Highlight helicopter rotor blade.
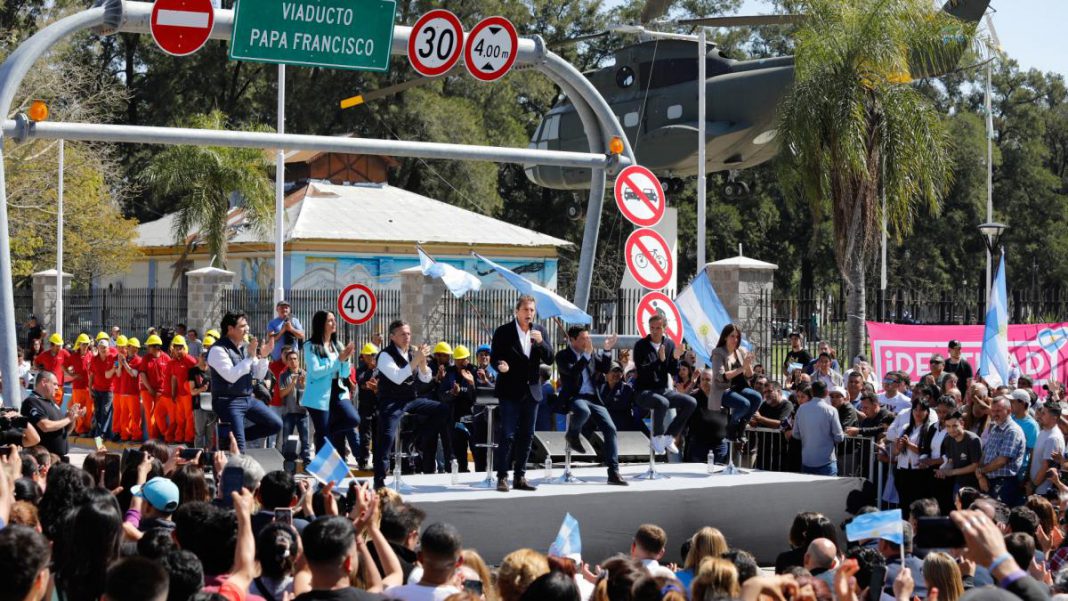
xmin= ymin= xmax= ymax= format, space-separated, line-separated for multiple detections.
xmin=639 ymin=0 xmax=676 ymax=24
xmin=675 ymin=14 xmax=805 ymax=27
xmin=340 ymin=68 xmax=462 ymax=109
xmin=551 ymin=30 xmax=611 ymax=48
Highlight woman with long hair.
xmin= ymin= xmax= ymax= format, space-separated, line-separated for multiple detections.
xmin=53 ymin=488 xmax=123 ymax=601
xmin=691 ymin=557 xmax=739 ymax=601
xmin=709 ymin=324 xmax=761 ymax=441
xmin=675 ymin=527 xmax=728 ymax=589
xmin=894 ymin=398 xmax=936 ymax=519
xmin=922 ymin=552 xmax=964 ymax=601
xmin=301 ymin=310 xmax=359 ymax=453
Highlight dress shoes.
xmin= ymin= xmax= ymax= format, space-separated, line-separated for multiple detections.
xmin=513 ymin=477 xmax=538 ymax=491
xmin=565 ymin=432 xmax=587 ymax=453
xmin=496 ymin=478 xmax=510 ymax=493
xmin=607 ymin=471 xmax=629 ymax=486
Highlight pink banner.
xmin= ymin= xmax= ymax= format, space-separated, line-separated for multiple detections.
xmin=866 ymin=321 xmax=1068 ymax=392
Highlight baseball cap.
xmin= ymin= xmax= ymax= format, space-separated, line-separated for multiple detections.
xmin=276 ymin=299 xmax=291 ymax=307
xmin=1010 ymin=389 xmax=1031 ymax=404
xmin=610 ymin=361 xmax=624 ymax=372
xmin=132 ymin=477 xmax=180 ymax=513
xmin=948 ymin=340 xmax=961 ymax=349
xmin=829 ymin=386 xmax=847 ymax=397
xmin=476 ymin=344 xmax=491 ymax=354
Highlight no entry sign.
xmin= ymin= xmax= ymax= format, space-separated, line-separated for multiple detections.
xmin=614 ymin=165 xmax=665 ymax=227
xmin=151 ymin=0 xmax=215 ymax=57
xmin=408 ymin=9 xmax=464 ymax=77
xmin=338 ymin=284 xmax=377 ymax=325
xmin=464 ymin=16 xmax=518 ymax=82
xmin=635 ymin=291 xmax=683 ymax=346
xmin=625 ymin=228 xmax=674 ymax=290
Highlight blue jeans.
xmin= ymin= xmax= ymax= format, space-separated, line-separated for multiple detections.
xmin=803 ymin=462 xmax=838 ymax=476
xmin=374 ymin=396 xmax=452 ymax=487
xmin=91 ymin=390 xmax=114 ymax=439
xmin=722 ymin=388 xmax=762 ymax=432
xmin=213 ymin=395 xmax=283 ymax=452
xmin=281 ymin=412 xmax=312 ymax=463
xmin=569 ymin=398 xmax=619 ymax=471
xmin=307 ymin=395 xmax=360 ymax=456
xmin=636 ymin=389 xmax=697 ymax=437
xmin=496 ymin=395 xmax=539 ymax=480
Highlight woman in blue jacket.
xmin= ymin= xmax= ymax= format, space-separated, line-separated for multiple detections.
xmin=302 ymin=310 xmax=359 ymax=455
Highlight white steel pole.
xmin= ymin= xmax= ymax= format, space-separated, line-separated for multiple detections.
xmin=56 ymin=139 xmax=64 ymax=334
xmin=274 ymin=64 xmax=285 ymax=306
xmin=985 ymin=62 xmax=994 ymax=305
xmin=696 ymin=28 xmax=707 ymax=269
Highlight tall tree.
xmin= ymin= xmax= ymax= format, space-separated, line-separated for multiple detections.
xmin=777 ymin=0 xmax=955 ymax=359
xmin=140 ymin=111 xmax=273 ymax=269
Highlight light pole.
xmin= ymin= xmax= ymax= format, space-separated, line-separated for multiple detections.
xmin=978 ymin=221 xmax=1008 ymax=304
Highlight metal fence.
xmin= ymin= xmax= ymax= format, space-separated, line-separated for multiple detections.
xmin=744 ymin=427 xmax=882 ymax=500
xmin=60 ymin=288 xmax=186 ymax=338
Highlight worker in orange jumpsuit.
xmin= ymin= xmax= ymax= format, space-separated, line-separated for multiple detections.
xmin=167 ymin=335 xmax=198 ymax=445
xmin=67 ymin=333 xmax=93 ymax=434
xmin=140 ymin=335 xmax=171 ymax=441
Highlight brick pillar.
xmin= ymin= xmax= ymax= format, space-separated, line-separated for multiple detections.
xmin=400 ymin=267 xmax=447 ymax=345
xmin=705 ymin=254 xmax=777 ymax=336
xmin=185 ymin=267 xmax=236 ymax=335
xmin=32 ymin=269 xmax=73 ymax=335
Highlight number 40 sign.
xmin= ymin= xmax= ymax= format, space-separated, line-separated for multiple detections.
xmin=337 ymin=284 xmax=377 ymax=325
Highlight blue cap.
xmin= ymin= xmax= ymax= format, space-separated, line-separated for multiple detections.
xmin=476 ymin=344 xmax=491 ymax=354
xmin=132 ymin=477 xmax=180 ymax=513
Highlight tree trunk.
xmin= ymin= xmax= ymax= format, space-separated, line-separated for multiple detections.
xmin=846 ymin=259 xmax=866 ymax=363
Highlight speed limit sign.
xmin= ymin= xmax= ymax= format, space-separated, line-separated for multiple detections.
xmin=337 ymin=284 xmax=377 ymax=325
xmin=408 ymin=9 xmax=464 ymax=77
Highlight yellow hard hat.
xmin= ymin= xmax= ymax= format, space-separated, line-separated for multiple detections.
xmin=127 ymin=337 xmax=141 ymax=349
xmin=116 ymin=335 xmax=128 ymax=347
xmin=75 ymin=333 xmax=91 ymax=346
xmin=171 ymin=335 xmax=187 ymax=348
xmin=453 ymin=344 xmax=471 ymax=360
xmin=206 ymin=329 xmax=221 ymax=340
xmin=95 ymin=331 xmax=109 ymax=341
xmin=48 ymin=333 xmax=63 ymax=345
xmin=145 ymin=334 xmax=163 ymax=347
xmin=433 ymin=341 xmax=453 ymax=355
xmin=203 ymin=335 xmax=216 ymax=348
xmin=360 ymin=343 xmax=380 ymax=355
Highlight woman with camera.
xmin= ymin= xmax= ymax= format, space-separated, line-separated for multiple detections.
xmin=301 ymin=310 xmax=360 ymax=454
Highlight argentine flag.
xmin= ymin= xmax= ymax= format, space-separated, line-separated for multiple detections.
xmin=845 ymin=509 xmax=903 ymax=544
xmin=676 ymin=270 xmax=749 ymax=367
xmin=548 ymin=513 xmax=583 ymax=561
xmin=473 ymin=252 xmax=592 ymax=324
xmin=306 ymin=439 xmax=351 ymax=486
xmin=418 ymin=247 xmax=482 ymax=298
xmin=979 ymin=253 xmax=1010 ymax=387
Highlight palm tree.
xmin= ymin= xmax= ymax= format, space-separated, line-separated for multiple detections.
xmin=141 ymin=111 xmax=273 ymax=269
xmin=777 ymin=0 xmax=960 ymax=361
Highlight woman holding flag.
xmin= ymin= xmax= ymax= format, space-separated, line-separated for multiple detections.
xmin=302 ymin=310 xmax=360 ymax=454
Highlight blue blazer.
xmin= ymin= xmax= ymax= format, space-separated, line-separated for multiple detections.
xmin=301 ymin=344 xmax=351 ymax=411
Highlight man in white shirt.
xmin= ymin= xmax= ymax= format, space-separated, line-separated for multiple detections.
xmin=386 ymin=523 xmax=463 ymax=601
xmin=1030 ymin=400 xmax=1066 ymax=496
xmin=206 ymin=311 xmax=281 ymax=451
xmin=879 ymin=372 xmax=912 ymax=414
xmin=629 ymin=524 xmax=675 ymax=579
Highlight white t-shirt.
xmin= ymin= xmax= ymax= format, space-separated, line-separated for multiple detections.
xmin=879 ymin=393 xmax=911 ymax=414
xmin=1032 ymin=427 xmax=1066 ymax=494
xmin=386 ymin=583 xmax=463 ymax=601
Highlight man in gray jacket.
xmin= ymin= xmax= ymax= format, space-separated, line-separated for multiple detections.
xmin=792 ymin=381 xmax=845 ymax=476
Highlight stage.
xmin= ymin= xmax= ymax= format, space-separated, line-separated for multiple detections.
xmin=391 ymin=463 xmax=865 ymax=565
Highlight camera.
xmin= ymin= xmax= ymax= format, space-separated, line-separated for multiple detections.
xmin=0 ymin=413 xmax=29 ymax=430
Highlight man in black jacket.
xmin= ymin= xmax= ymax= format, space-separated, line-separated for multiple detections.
xmin=556 ymin=326 xmax=627 ymax=485
xmin=490 ymin=295 xmax=553 ymax=492
xmin=633 ymin=315 xmax=696 ymax=454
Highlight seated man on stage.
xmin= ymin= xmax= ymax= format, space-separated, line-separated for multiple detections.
xmin=555 ymin=326 xmax=627 ymax=485
xmin=633 ymin=315 xmax=696 ymax=454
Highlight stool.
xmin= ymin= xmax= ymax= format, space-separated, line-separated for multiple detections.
xmin=634 ymin=408 xmax=668 ymax=480
xmin=388 ymin=413 xmax=416 ymax=494
xmin=472 ymin=404 xmax=498 ymax=489
xmin=554 ymin=411 xmax=584 ymax=484
xmin=718 ymin=406 xmax=746 ymax=476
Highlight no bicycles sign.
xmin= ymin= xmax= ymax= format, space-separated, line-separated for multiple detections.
xmin=624 ymin=228 xmax=673 ymax=290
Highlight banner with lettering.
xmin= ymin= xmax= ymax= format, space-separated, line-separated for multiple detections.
xmin=866 ymin=321 xmax=1068 ymax=391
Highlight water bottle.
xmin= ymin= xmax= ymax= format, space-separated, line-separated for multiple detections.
xmin=544 ymin=455 xmax=553 ymax=480
xmin=450 ymin=459 xmax=459 ymax=485
xmin=707 ymin=450 xmax=716 ymax=474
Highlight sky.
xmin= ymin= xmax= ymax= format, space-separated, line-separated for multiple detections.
xmin=607 ymin=0 xmax=1068 ymax=78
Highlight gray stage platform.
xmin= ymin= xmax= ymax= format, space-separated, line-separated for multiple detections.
xmin=389 ymin=464 xmax=865 ymax=565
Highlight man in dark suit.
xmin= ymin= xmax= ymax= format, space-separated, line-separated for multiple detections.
xmin=633 ymin=314 xmax=697 ymax=454
xmin=556 ymin=326 xmax=627 ymax=485
xmin=491 ymin=295 xmax=553 ymax=492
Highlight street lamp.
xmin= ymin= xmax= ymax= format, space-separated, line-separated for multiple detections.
xmin=978 ymin=221 xmax=1009 ymax=257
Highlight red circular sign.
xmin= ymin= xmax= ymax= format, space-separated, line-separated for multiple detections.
xmin=337 ymin=284 xmax=377 ymax=326
xmin=625 ymin=228 xmax=674 ymax=291
xmin=151 ymin=0 xmax=215 ymax=57
xmin=614 ymin=165 xmax=666 ymax=227
xmin=463 ymin=16 xmax=518 ymax=82
xmin=635 ymin=291 xmax=683 ymax=346
xmin=408 ymin=10 xmax=465 ymax=77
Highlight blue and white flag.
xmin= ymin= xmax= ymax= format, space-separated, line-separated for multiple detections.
xmin=676 ymin=270 xmax=750 ymax=366
xmin=306 ymin=439 xmax=350 ymax=485
xmin=980 ymin=253 xmax=1010 ymax=388
xmin=548 ymin=513 xmax=582 ymax=560
xmin=418 ymin=247 xmax=482 ymax=298
xmin=845 ymin=509 xmax=903 ymax=544
xmin=473 ymin=252 xmax=591 ymax=324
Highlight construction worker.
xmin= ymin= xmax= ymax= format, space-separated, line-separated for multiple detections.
xmin=168 ymin=335 xmax=198 ymax=444
xmin=117 ymin=337 xmax=143 ymax=441
xmin=192 ymin=335 xmax=215 ymax=449
xmin=88 ymin=332 xmax=120 ymax=440
xmin=140 ymin=334 xmax=170 ymax=441
xmin=34 ymin=333 xmax=70 ymax=403
xmin=67 ymin=333 xmax=93 ymax=434
xmin=353 ymin=342 xmax=379 ymax=470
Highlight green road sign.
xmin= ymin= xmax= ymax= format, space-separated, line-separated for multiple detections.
xmin=230 ymin=0 xmax=397 ymax=71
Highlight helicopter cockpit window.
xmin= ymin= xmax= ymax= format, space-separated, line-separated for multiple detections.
xmin=615 ymin=66 xmax=635 ymax=88
xmin=638 ymin=58 xmax=729 ymax=89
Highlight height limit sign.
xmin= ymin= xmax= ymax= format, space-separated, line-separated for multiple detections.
xmin=464 ymin=16 xmax=518 ymax=82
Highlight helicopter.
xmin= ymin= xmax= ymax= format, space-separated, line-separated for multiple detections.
xmin=524 ymin=0 xmax=992 ymax=194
